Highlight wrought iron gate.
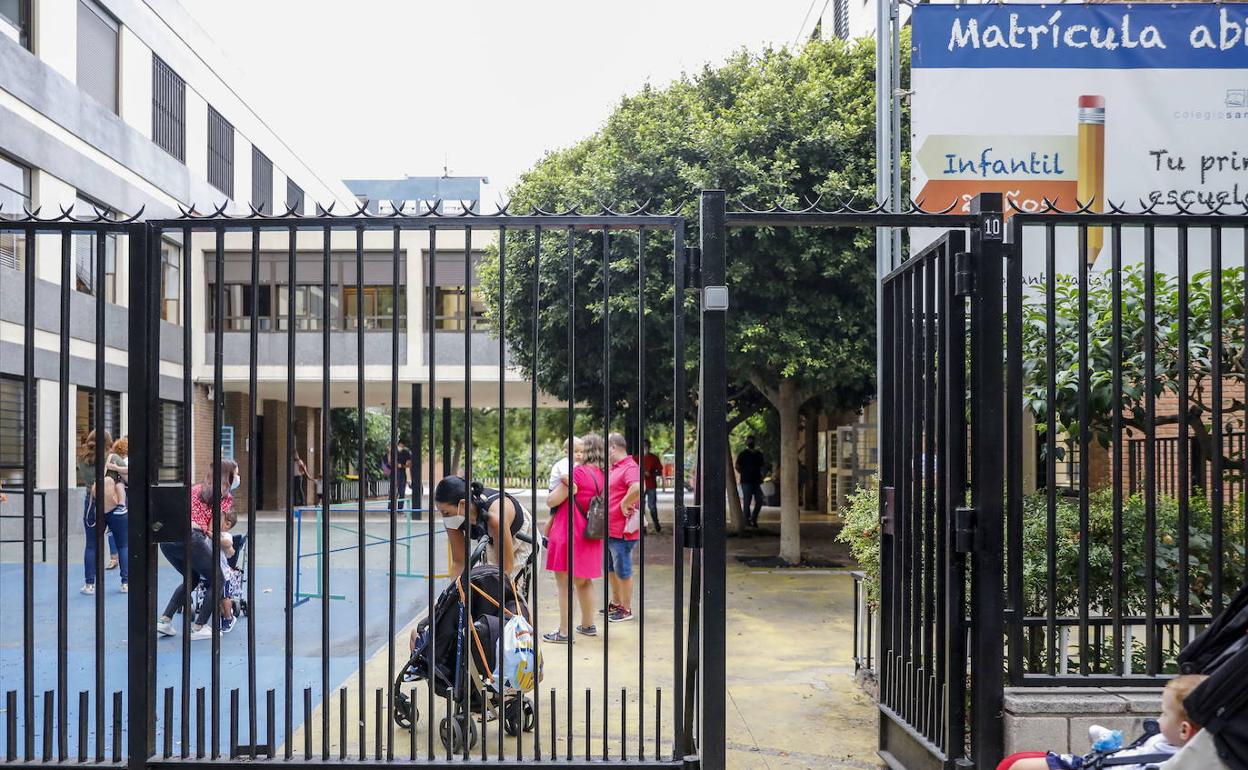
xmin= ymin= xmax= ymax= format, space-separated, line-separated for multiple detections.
xmin=0 ymin=202 xmax=726 ymax=769
xmin=876 ymin=195 xmax=1005 ymax=770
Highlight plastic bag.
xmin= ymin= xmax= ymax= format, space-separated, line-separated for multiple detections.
xmin=495 ymin=614 xmax=542 ymax=693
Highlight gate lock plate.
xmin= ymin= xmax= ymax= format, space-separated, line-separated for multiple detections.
xmin=954 ymin=251 xmax=975 ymax=297
xmin=683 ymin=504 xmax=703 ymax=549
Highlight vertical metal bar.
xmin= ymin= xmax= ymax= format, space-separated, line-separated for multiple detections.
xmin=462 ymin=225 xmax=474 ymax=762
xmin=302 ymin=688 xmax=312 ymax=759
xmin=21 ymin=223 xmax=35 ymax=762
xmin=601 ymin=225 xmax=611 ymax=762
xmin=374 ymin=689 xmax=382 ymax=761
xmin=1144 ymin=225 xmax=1158 ymax=674
xmin=178 ymin=224 xmax=193 ymax=758
xmin=550 ymin=688 xmax=557 ymax=758
xmin=700 ymin=191 xmax=728 ymax=769
xmin=566 ymin=226 xmax=575 ymax=760
xmin=112 ymin=691 xmax=122 ymax=762
xmin=1111 ymin=224 xmax=1125 ymax=675
xmin=320 ymin=224 xmax=332 ymax=760
xmin=285 ymin=223 xmax=297 ymax=758
xmin=42 ymin=689 xmax=52 ymax=761
xmin=163 ymin=688 xmax=173 ymax=758
xmin=266 ymin=689 xmax=275 ymax=758
xmin=129 ymin=223 xmax=158 ymax=768
xmin=621 ymin=688 xmax=627 ymax=762
xmin=77 ymin=691 xmax=87 ymax=763
xmin=655 ymin=687 xmax=662 ymax=762
xmin=1042 ymin=222 xmax=1058 ymax=677
xmin=925 ymin=253 xmax=939 ymax=710
xmin=497 ymin=225 xmax=507 ymax=762
xmin=93 ymin=224 xmax=107 ymax=763
xmin=339 ymin=688 xmax=347 ymax=760
xmin=247 ymin=223 xmax=261 ymax=759
xmin=426 ymin=227 xmax=437 ymax=761
xmin=195 ymin=687 xmax=205 ymax=759
xmin=228 ymin=689 xmax=239 ymax=759
xmin=355 ymin=223 xmax=368 ymax=756
xmin=671 ymin=219 xmax=687 ymax=761
xmin=969 ymin=194 xmax=1005 ymax=767
xmin=636 ymin=226 xmax=647 ymax=761
xmin=1243 ymin=228 xmax=1248 ymax=588
xmin=211 ymin=227 xmax=225 ymax=758
xmin=584 ymin=688 xmax=591 ymax=760
xmin=387 ymin=226 xmax=401 ymax=761
xmin=408 ymin=687 xmax=416 ymax=761
xmin=1211 ymin=228 xmax=1225 ymax=618
xmin=1006 ymin=217 xmax=1024 ymax=685
xmin=57 ymin=229 xmax=71 ymax=762
xmin=530 ymin=225 xmax=543 ymax=761
xmin=1077 ymin=224 xmax=1091 ymax=676
xmin=1177 ymin=225 xmax=1191 ymax=648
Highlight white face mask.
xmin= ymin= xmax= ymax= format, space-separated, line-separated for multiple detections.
xmin=230 ymin=474 xmax=241 ymax=492
xmin=442 ymin=512 xmax=465 ymax=530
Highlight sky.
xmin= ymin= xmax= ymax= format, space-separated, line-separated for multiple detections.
xmin=183 ymin=0 xmax=822 ymax=202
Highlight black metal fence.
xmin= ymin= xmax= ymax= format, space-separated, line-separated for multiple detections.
xmin=0 ymin=200 xmax=726 ymax=769
xmin=1006 ymin=209 xmax=1248 ymax=684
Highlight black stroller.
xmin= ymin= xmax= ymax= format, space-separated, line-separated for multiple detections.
xmin=393 ymin=541 xmax=537 ymax=753
xmin=190 ymin=533 xmax=249 ymax=624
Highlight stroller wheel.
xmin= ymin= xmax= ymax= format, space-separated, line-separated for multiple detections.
xmin=238 ymin=599 xmax=249 ymax=618
xmin=464 ymin=716 xmax=478 ymax=750
xmin=504 ymin=697 xmax=534 ymax=736
xmin=522 ymin=697 xmax=535 ymax=733
xmin=393 ymin=690 xmax=417 ymax=730
xmin=439 ymin=717 xmax=462 ymax=753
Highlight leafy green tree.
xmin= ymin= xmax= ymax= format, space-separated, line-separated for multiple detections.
xmin=483 ymin=35 xmax=891 ymax=562
xmin=1022 ymin=265 xmax=1247 ymax=479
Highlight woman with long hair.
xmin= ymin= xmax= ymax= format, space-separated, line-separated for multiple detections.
xmin=79 ymin=429 xmax=126 ymax=593
xmin=155 ymin=459 xmax=240 ymax=640
xmin=542 ymin=432 xmax=606 ymax=643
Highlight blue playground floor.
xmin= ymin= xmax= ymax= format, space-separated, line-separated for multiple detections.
xmin=0 ymin=545 xmax=449 ymax=759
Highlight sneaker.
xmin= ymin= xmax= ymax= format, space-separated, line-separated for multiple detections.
xmin=220 ymin=616 xmax=236 ymax=634
xmin=542 ymin=631 xmax=570 ymax=644
xmin=608 ymin=607 xmax=634 ymax=623
xmin=189 ymin=624 xmax=213 ymax=641
xmin=80 ymin=584 xmax=94 ymax=595
xmin=156 ymin=618 xmax=177 ymax=637
xmin=598 ymin=603 xmax=622 ymax=616
xmin=119 ymin=582 xmax=128 ymax=593
xmin=575 ymin=624 xmax=597 ymax=637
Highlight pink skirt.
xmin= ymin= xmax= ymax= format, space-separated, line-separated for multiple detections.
xmin=544 ymin=506 xmax=603 ymax=579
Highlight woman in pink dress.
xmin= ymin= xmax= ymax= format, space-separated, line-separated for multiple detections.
xmin=543 ymin=432 xmax=605 ymax=643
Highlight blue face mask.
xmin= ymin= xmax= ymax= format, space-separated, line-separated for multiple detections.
xmin=230 ymin=474 xmax=241 ymax=492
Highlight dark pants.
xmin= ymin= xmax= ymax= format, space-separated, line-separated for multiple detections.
xmin=159 ymin=531 xmax=218 ymax=627
xmin=84 ymin=498 xmax=128 ymax=585
xmin=292 ymin=476 xmax=306 ymax=507
xmin=393 ymin=471 xmax=408 ymax=511
xmin=741 ymin=482 xmax=764 ymax=525
xmin=644 ymin=488 xmax=660 ymax=529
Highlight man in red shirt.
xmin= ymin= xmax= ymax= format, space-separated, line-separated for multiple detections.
xmin=641 ymin=441 xmax=663 ymax=533
xmin=606 ymin=433 xmax=642 ymax=622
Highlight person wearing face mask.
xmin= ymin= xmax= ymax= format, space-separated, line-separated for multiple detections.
xmin=434 ymin=475 xmax=533 ymax=583
xmin=155 ymin=460 xmax=240 ymax=641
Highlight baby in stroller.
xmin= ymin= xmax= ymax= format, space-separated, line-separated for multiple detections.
xmin=393 ymin=539 xmax=541 ymax=753
xmin=188 ymin=508 xmax=249 ymax=633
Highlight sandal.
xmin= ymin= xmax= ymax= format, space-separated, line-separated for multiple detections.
xmin=542 ymin=631 xmax=570 ymax=644
xmin=106 ymin=556 xmax=119 ymax=571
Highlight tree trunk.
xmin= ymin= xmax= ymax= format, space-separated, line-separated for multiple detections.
xmin=450 ymin=439 xmax=462 ymax=477
xmin=778 ymin=379 xmax=802 ymax=564
xmin=726 ymin=432 xmax=745 ymax=536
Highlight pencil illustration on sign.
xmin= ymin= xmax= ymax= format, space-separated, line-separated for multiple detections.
xmin=1077 ymin=95 xmax=1105 ymax=265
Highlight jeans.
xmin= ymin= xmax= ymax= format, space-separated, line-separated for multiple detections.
xmin=159 ymin=530 xmax=218 ymax=627
xmin=740 ymin=482 xmax=764 ymax=524
xmin=606 ymin=537 xmax=638 ymax=579
xmin=292 ymin=476 xmax=306 ymax=508
xmin=644 ymin=488 xmax=660 ymax=528
xmin=83 ymin=498 xmax=128 ymax=585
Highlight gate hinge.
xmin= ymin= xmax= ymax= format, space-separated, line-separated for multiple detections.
xmin=682 ymin=755 xmax=702 ymax=770
xmin=954 ymin=251 xmax=975 ymax=297
xmin=684 ymin=247 xmax=702 ymax=289
xmin=955 ymin=506 xmax=976 ymax=553
xmin=683 ymin=504 xmax=703 ymax=549
xmin=881 ymin=486 xmax=895 ymax=536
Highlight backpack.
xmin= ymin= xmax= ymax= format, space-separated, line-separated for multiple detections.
xmin=574 ymin=470 xmax=606 ymax=541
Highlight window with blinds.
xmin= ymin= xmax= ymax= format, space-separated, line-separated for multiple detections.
xmin=0 ymin=153 xmax=30 ymax=272
xmin=160 ymin=239 xmax=181 ymax=323
xmin=157 ymin=401 xmax=184 ymax=482
xmin=833 ymin=0 xmax=849 ymax=40
xmin=287 ymin=179 xmax=305 ymax=215
xmin=0 ymin=375 xmax=33 ymax=488
xmin=207 ymin=106 xmax=234 ymax=198
xmin=252 ymin=147 xmax=273 ymax=213
xmin=76 ymin=0 xmax=118 ymax=113
xmin=152 ymin=55 xmax=186 ymax=162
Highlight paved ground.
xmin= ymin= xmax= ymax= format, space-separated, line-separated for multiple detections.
xmin=0 ymin=494 xmax=882 ymax=768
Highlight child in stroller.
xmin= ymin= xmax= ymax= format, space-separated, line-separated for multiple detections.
xmin=393 ymin=534 xmax=540 ymax=753
xmin=189 ymin=509 xmax=249 ymax=632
